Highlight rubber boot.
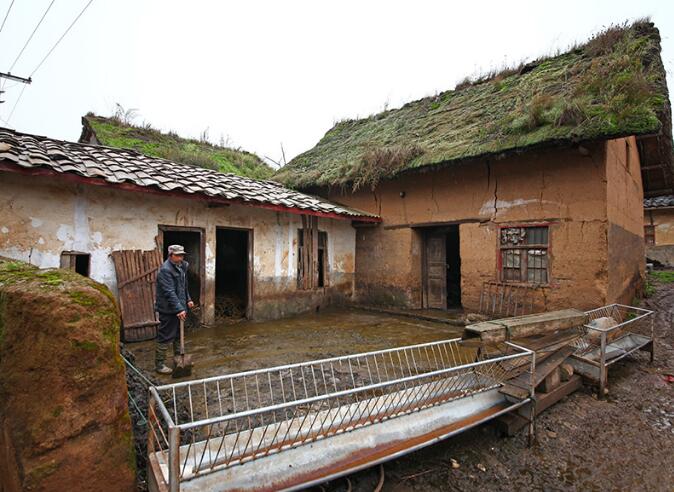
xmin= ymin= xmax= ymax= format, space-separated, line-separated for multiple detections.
xmin=155 ymin=342 xmax=171 ymax=373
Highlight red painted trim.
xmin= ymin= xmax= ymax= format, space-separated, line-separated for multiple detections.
xmin=0 ymin=161 xmax=381 ymax=223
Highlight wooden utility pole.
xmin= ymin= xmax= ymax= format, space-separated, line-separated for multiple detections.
xmin=0 ymin=72 xmax=31 ymax=104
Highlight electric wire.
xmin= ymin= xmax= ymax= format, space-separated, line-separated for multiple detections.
xmin=7 ymin=0 xmax=55 ymax=73
xmin=0 ymin=0 xmax=15 ymax=35
xmin=6 ymin=0 xmax=95 ymax=123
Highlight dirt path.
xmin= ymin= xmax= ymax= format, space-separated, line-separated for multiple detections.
xmin=315 ymin=277 xmax=674 ymax=492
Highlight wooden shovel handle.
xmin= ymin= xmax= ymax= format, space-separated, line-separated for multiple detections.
xmin=179 ymin=318 xmax=185 ymax=356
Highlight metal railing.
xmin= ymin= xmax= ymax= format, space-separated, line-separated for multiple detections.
xmin=573 ymin=303 xmax=654 ymax=395
xmin=148 ymin=339 xmax=534 ymax=491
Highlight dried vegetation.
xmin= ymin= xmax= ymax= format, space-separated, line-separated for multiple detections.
xmin=277 ymin=20 xmax=671 ymax=190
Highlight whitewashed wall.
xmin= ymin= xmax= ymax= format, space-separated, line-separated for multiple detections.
xmin=0 ymin=172 xmax=356 ymax=323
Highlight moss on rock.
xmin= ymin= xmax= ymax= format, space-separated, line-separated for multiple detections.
xmin=0 ymin=258 xmax=135 ymax=491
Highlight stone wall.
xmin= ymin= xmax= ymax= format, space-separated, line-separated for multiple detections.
xmin=0 ymin=258 xmax=135 ymax=492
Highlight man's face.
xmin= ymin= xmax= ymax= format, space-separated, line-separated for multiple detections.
xmin=169 ymin=253 xmax=185 ymax=265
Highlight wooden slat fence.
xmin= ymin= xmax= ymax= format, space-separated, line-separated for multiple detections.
xmin=111 ymin=249 xmax=163 ymax=342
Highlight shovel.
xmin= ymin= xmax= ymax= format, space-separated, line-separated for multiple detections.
xmin=172 ymin=318 xmax=193 ymax=378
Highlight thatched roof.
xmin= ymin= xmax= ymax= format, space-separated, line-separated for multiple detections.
xmin=277 ymin=21 xmax=672 ymax=190
xmin=80 ymin=114 xmax=274 ymax=180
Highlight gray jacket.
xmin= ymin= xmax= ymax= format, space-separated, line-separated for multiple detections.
xmin=155 ymin=259 xmax=191 ymax=314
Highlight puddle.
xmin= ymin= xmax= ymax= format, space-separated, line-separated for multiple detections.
xmin=127 ymin=307 xmax=463 ymax=380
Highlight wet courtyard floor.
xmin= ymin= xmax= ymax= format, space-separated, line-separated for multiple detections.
xmin=128 ymin=306 xmax=464 ymax=380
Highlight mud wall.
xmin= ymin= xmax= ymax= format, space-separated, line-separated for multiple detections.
xmin=645 ymin=208 xmax=674 ymax=245
xmin=605 ymin=137 xmax=645 ymax=303
xmin=0 ymin=172 xmax=356 ymax=323
xmin=645 ymin=208 xmax=674 ymax=267
xmin=0 ymin=258 xmax=135 ymax=492
xmin=322 ymin=141 xmax=627 ymax=311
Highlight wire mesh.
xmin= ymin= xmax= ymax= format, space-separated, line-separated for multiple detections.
xmin=573 ymin=304 xmax=654 ymax=358
xmin=148 ymin=338 xmax=533 ymax=485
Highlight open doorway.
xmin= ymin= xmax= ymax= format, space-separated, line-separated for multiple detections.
xmin=215 ymin=227 xmax=251 ymax=321
xmin=160 ymin=226 xmax=204 ymax=308
xmin=423 ymin=225 xmax=461 ymax=309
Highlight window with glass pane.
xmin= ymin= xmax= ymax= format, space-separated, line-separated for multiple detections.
xmin=499 ymin=226 xmax=549 ymax=284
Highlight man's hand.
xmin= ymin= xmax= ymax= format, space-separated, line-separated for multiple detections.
xmin=187 ymin=301 xmax=195 ymax=309
xmin=177 ymin=310 xmax=187 ymax=321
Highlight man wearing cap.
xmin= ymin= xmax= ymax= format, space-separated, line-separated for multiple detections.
xmin=155 ymin=244 xmax=195 ymax=374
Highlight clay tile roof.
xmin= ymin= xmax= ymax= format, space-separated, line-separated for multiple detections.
xmin=644 ymin=195 xmax=674 ymax=209
xmin=0 ymin=128 xmax=378 ymax=221
xmin=277 ymin=21 xmax=672 ymax=191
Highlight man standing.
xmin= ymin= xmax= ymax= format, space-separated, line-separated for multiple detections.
xmin=155 ymin=244 xmax=195 ymax=374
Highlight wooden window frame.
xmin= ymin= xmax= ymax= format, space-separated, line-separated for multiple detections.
xmin=60 ymin=251 xmax=91 ymax=277
xmin=498 ymin=224 xmax=551 ymax=285
xmin=644 ymin=224 xmax=655 ymax=246
xmin=297 ymin=218 xmax=329 ymax=290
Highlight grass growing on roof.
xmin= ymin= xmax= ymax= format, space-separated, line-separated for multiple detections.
xmin=276 ymin=20 xmax=671 ymax=190
xmin=83 ymin=115 xmax=274 ymax=180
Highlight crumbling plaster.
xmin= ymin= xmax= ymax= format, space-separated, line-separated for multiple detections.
xmin=0 ymin=172 xmax=356 ymax=323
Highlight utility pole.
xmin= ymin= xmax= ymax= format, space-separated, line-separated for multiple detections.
xmin=0 ymin=72 xmax=31 ymax=104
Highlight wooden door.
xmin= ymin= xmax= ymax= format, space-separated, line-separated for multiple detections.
xmin=111 ymin=249 xmax=163 ymax=342
xmin=425 ymin=234 xmax=447 ymax=309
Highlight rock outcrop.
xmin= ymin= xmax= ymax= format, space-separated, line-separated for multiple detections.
xmin=0 ymin=258 xmax=135 ymax=492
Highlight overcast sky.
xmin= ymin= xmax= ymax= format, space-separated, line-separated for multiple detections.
xmin=1 ymin=0 xmax=672 ymax=167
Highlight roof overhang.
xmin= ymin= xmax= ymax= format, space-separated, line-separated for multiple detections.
xmin=0 ymin=161 xmax=381 ymax=223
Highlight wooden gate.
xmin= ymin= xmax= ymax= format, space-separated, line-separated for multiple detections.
xmin=111 ymin=249 xmax=163 ymax=342
xmin=424 ymin=234 xmax=447 ymax=310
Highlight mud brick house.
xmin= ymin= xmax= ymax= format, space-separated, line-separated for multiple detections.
xmin=277 ymin=21 xmax=673 ymax=312
xmin=644 ymin=194 xmax=674 ymax=266
xmin=0 ymin=129 xmax=378 ymax=331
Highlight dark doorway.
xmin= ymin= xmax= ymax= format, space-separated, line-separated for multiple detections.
xmin=423 ymin=225 xmax=461 ymax=309
xmin=215 ymin=228 xmax=250 ymax=321
xmin=160 ymin=227 xmax=203 ymax=306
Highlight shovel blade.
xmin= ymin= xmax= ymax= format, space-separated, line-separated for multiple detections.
xmin=172 ymin=354 xmax=193 ymax=378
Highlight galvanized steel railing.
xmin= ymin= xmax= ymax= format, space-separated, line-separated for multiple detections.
xmin=148 ymin=338 xmax=534 ymax=491
xmin=573 ymin=303 xmax=654 ymax=395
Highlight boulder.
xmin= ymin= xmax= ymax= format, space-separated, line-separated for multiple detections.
xmin=0 ymin=258 xmax=135 ymax=492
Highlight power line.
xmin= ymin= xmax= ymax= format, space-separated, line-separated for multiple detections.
xmin=0 ymin=0 xmax=15 ymax=35
xmin=30 ymin=0 xmax=94 ymax=78
xmin=6 ymin=0 xmax=95 ymax=124
xmin=8 ymin=0 xmax=55 ymax=72
xmin=6 ymin=83 xmax=26 ymax=122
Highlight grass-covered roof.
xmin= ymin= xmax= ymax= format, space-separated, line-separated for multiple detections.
xmin=81 ymin=114 xmax=274 ymax=180
xmin=277 ymin=21 xmax=672 ymax=190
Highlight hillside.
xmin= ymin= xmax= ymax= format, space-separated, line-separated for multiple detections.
xmin=80 ymin=114 xmax=274 ymax=180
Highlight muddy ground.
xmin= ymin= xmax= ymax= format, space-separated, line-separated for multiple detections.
xmin=124 ymin=278 xmax=673 ymax=491
xmin=314 ymin=278 xmax=674 ymax=492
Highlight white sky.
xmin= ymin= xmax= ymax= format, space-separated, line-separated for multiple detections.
xmin=1 ymin=0 xmax=672 ymax=167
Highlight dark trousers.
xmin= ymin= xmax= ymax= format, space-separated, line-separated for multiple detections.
xmin=155 ymin=312 xmax=180 ymax=368
xmin=157 ymin=312 xmax=180 ymax=343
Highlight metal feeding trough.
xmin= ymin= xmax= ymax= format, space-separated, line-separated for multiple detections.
xmin=146 ymin=339 xmax=535 ymax=491
xmin=570 ymin=304 xmax=654 ymax=396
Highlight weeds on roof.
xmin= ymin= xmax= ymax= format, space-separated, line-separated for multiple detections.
xmin=84 ymin=114 xmax=273 ymax=180
xmin=276 ymin=19 xmax=670 ymax=191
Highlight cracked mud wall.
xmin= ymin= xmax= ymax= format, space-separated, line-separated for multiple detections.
xmin=605 ymin=136 xmax=645 ymax=302
xmin=324 ymin=142 xmax=623 ymax=311
xmin=0 ymin=173 xmax=356 ymax=324
xmin=0 ymin=259 xmax=135 ymax=492
xmin=645 ymin=208 xmax=674 ymax=266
